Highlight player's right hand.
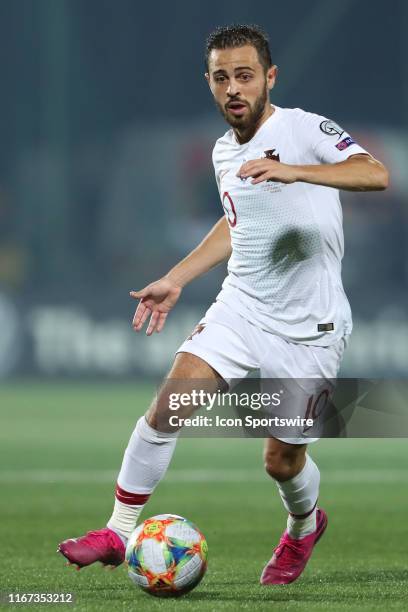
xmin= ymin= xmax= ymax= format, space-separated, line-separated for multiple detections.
xmin=130 ymin=277 xmax=183 ymax=335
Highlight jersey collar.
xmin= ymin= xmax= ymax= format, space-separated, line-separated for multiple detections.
xmin=231 ymin=104 xmax=280 ymax=147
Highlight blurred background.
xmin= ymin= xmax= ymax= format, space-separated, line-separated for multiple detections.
xmin=0 ymin=0 xmax=407 ymax=380
xmin=1 ymin=4 xmax=408 ymax=604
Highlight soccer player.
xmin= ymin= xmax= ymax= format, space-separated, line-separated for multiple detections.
xmin=58 ymin=25 xmax=388 ymax=584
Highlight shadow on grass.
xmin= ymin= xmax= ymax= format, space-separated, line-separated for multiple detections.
xmin=307 ymin=568 xmax=408 ymax=585
xmin=184 ymin=569 xmax=408 ymax=604
xmin=82 ymin=569 xmax=408 ymax=607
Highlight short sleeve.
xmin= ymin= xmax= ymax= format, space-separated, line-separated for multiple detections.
xmin=295 ymin=110 xmax=371 ymax=164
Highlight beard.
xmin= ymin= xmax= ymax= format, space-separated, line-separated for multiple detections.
xmin=216 ymin=84 xmax=268 ymax=133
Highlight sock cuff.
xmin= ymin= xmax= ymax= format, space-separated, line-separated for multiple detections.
xmin=115 ymin=484 xmax=151 ymax=505
xmin=289 ymin=499 xmax=318 ymax=519
xmin=136 ymin=416 xmax=179 ymax=443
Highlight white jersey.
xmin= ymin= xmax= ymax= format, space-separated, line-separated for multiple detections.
xmin=212 ymin=105 xmax=369 ymax=346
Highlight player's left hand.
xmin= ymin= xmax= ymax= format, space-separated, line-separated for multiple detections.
xmin=237 ymin=159 xmax=299 ymax=185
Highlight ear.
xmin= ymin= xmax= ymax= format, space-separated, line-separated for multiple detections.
xmin=205 ymin=72 xmax=214 ymax=93
xmin=266 ymin=65 xmax=278 ymax=91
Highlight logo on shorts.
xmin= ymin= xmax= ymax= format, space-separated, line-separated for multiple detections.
xmin=186 ymin=324 xmax=206 ymax=341
xmin=335 ymin=136 xmax=355 ymax=151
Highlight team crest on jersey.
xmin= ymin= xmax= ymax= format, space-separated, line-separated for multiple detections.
xmin=319 ymin=120 xmax=344 ymax=139
xmin=263 ymin=149 xmax=281 ymax=183
xmin=264 ymin=149 xmax=280 ymax=162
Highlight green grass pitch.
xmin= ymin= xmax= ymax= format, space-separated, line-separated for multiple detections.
xmin=1 ymin=382 xmax=408 ymax=611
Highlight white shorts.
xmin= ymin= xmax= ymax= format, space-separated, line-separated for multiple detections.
xmin=176 ymin=300 xmax=347 ymax=444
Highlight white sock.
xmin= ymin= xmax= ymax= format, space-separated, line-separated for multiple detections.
xmin=107 ymin=416 xmax=178 ymax=541
xmin=275 ymin=454 xmax=320 ymax=539
xmin=286 ymin=508 xmax=317 ymax=539
xmin=109 ymin=500 xmax=141 ymax=545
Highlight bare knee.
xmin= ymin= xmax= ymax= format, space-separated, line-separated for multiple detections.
xmin=264 ymin=441 xmax=307 ymax=482
xmin=168 ymin=351 xmax=225 ymax=380
xmin=146 ymin=352 xmax=226 ymax=430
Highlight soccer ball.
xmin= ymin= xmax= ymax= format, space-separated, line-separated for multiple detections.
xmin=125 ymin=514 xmax=208 ymax=597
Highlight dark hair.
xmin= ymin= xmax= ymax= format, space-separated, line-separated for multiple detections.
xmin=205 ymin=24 xmax=272 ymax=72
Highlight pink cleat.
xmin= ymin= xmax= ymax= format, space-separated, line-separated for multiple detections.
xmin=260 ymin=508 xmax=328 ymax=585
xmin=58 ymin=528 xmax=125 ymax=570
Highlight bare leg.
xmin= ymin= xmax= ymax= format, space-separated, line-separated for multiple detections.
xmin=263 ymin=438 xmax=307 ymax=482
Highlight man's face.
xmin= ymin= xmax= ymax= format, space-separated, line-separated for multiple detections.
xmin=205 ymin=45 xmax=277 ymax=132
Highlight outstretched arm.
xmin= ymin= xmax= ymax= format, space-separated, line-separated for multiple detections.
xmin=165 ymin=215 xmax=231 ymax=287
xmin=237 ymin=153 xmax=389 ymax=191
xmin=130 ymin=216 xmax=231 ymax=335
